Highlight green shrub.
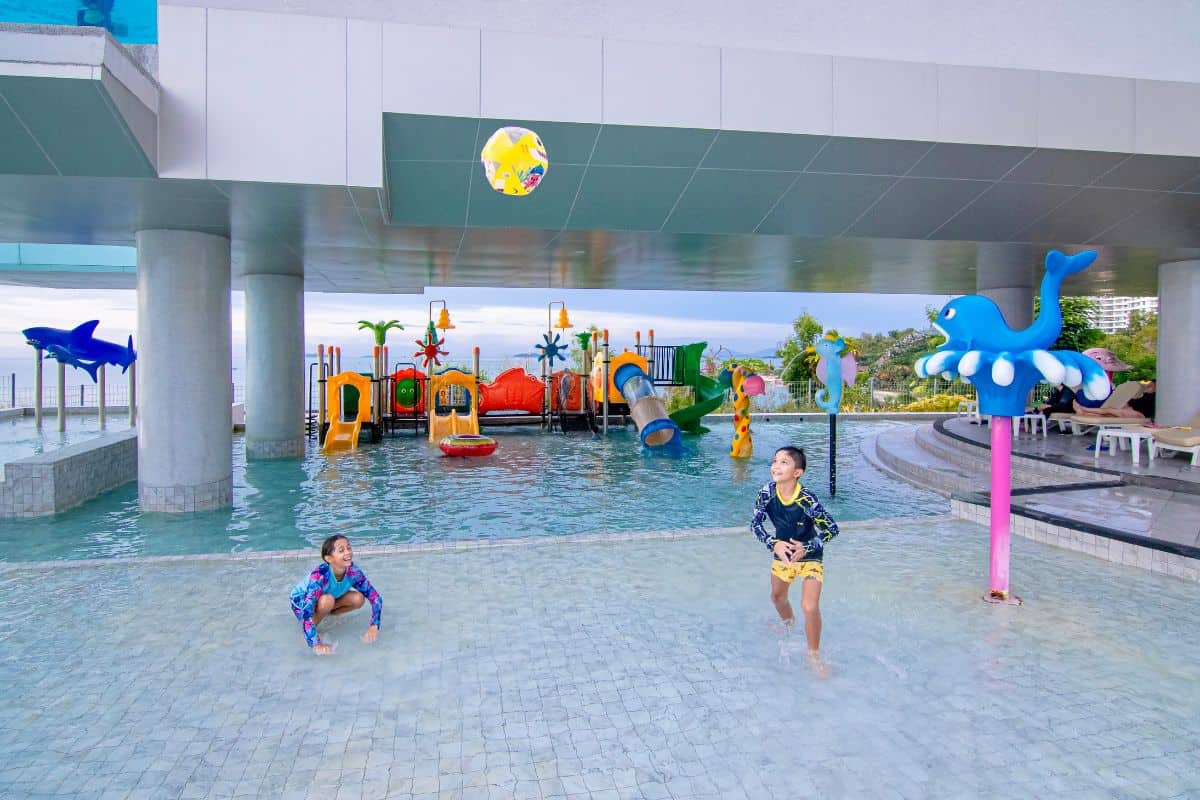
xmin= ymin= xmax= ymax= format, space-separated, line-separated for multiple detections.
xmin=898 ymin=394 xmax=973 ymax=412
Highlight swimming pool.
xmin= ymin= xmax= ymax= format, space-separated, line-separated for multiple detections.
xmin=0 ymin=419 xmax=946 ymax=562
xmin=0 ymin=413 xmax=132 ymax=464
xmin=0 ymin=0 xmax=157 ymax=44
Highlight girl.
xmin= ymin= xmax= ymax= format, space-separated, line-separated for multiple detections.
xmin=290 ymin=535 xmax=382 ymax=654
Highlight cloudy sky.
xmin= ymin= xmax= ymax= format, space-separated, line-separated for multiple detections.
xmin=0 ymin=285 xmax=950 ymax=381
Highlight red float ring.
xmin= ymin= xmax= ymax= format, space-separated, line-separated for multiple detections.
xmin=438 ymin=434 xmax=498 ymax=457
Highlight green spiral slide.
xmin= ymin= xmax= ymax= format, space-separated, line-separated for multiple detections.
xmin=668 ymin=342 xmax=727 ymax=433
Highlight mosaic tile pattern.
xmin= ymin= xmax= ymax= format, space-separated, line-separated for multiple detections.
xmin=2 ymin=520 xmax=1198 ymax=799
xmin=0 ymin=431 xmax=136 ymax=518
xmin=246 ymin=438 xmax=306 ymax=460
xmin=139 ymin=476 xmax=233 ymax=512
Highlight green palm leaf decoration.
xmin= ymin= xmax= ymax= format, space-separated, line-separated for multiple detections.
xmin=358 ymin=319 xmax=405 ymax=346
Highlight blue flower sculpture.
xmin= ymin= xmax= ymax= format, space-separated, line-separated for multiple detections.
xmin=534 ymin=332 xmax=569 ymax=366
xmin=915 ymin=250 xmax=1110 ymax=416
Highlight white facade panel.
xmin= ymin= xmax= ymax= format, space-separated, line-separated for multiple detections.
xmin=157 ymin=5 xmax=208 ymax=178
xmin=721 ymin=48 xmax=832 ymax=134
xmin=832 ymin=56 xmax=937 ymax=141
xmin=347 ymin=18 xmax=383 ymax=187
xmin=602 ymin=38 xmax=720 ymax=128
xmin=381 ymin=24 xmax=480 ymax=117
xmin=206 ymin=9 xmax=347 ymax=185
xmin=481 ymin=30 xmax=601 ymax=123
xmin=937 ymin=65 xmax=1037 ymax=147
xmin=1037 ymin=71 xmax=1134 ymax=153
xmin=1135 ymin=80 xmax=1200 ymax=158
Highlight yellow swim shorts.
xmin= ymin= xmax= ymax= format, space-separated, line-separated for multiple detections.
xmin=771 ymin=560 xmax=824 ymax=584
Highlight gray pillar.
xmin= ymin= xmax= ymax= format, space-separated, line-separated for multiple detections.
xmin=244 ymin=273 xmax=306 ymax=458
xmin=136 ymin=230 xmax=233 ymax=512
xmin=1157 ymin=260 xmax=1200 ymax=425
xmin=976 ymin=250 xmax=1035 ymax=331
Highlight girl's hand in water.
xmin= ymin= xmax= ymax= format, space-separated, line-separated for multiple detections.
xmin=313 ymin=643 xmax=334 ymax=655
xmin=362 ymin=625 xmax=378 ymax=644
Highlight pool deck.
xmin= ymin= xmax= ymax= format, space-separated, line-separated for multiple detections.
xmin=2 ymin=521 xmax=1198 ymax=800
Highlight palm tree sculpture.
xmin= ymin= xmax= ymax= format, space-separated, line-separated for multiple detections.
xmin=357 ymin=319 xmax=405 ymax=345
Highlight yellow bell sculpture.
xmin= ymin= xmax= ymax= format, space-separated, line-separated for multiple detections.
xmin=481 ymin=126 xmax=548 ymax=196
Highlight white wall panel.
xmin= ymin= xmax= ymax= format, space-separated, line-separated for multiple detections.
xmin=603 ymin=38 xmax=719 ymax=128
xmin=206 ymin=9 xmax=347 ymax=184
xmin=481 ymin=30 xmax=600 ymax=123
xmin=381 ymin=24 xmax=479 ymax=117
xmin=721 ymin=48 xmax=832 ymax=134
xmin=347 ymin=18 xmax=383 ymax=187
xmin=833 ymin=56 xmax=937 ymax=141
xmin=1135 ymin=80 xmax=1200 ymax=158
xmin=1038 ymin=71 xmax=1134 ymax=153
xmin=157 ymin=5 xmax=208 ymax=178
xmin=937 ymin=65 xmax=1037 ymax=147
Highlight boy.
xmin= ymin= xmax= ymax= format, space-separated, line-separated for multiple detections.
xmin=751 ymin=446 xmax=839 ymax=674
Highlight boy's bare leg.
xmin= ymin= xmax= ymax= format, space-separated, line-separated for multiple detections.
xmin=770 ymin=574 xmax=795 ymax=624
xmin=800 ymin=578 xmax=823 ymax=652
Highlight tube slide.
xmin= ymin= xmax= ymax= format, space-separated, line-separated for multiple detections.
xmin=668 ymin=342 xmax=726 ymax=433
xmin=612 ymin=362 xmax=683 ymax=454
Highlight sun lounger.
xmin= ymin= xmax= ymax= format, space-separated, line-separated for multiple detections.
xmin=1150 ymin=413 xmax=1200 ymax=466
xmin=1067 ymin=381 xmax=1148 ymax=434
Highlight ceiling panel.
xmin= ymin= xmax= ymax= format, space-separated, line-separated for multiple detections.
xmin=1102 ymin=193 xmax=1200 ymax=247
xmin=1002 ymin=148 xmax=1128 ymax=186
xmin=387 ymin=162 xmax=471 ymax=227
xmin=806 ymin=137 xmax=932 ymax=176
xmin=663 ymin=169 xmax=796 ymax=234
xmin=590 ymin=125 xmax=716 ymax=168
xmin=384 ymin=114 xmax=479 ymax=161
xmin=1092 ymin=154 xmax=1200 ymax=191
xmin=846 ymin=177 xmax=991 ymax=239
xmin=929 ymin=181 xmax=1080 ymax=242
xmin=467 ymin=164 xmax=585 ymax=229
xmin=1019 ymin=187 xmax=1165 ymax=243
xmin=757 ymin=172 xmax=894 ymax=236
xmin=907 ymin=143 xmax=1032 ymax=180
xmin=701 ymin=130 xmax=826 ymax=171
xmin=565 ymin=166 xmax=693 ymax=230
xmin=0 ymin=92 xmax=57 ymax=175
xmin=473 ymin=119 xmax=599 ymax=165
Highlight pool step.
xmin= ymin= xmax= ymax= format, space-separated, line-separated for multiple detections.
xmin=869 ymin=425 xmax=994 ymax=497
xmin=914 ymin=423 xmax=1100 ymax=486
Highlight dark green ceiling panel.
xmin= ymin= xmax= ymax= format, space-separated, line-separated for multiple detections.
xmin=474 ymin=119 xmax=600 ymax=166
xmin=0 ymin=88 xmax=57 ymax=175
xmin=384 ymin=113 xmax=480 ymax=161
xmin=566 ymin=165 xmax=693 ymax=230
xmin=757 ymin=172 xmax=894 ymax=236
xmin=590 ymin=125 xmax=716 ymax=168
xmin=664 ymin=169 xmax=797 ymax=233
xmin=0 ymin=75 xmax=153 ymax=178
xmin=468 ymin=164 xmax=585 ymax=229
xmin=388 ymin=161 xmax=471 ymax=226
xmin=702 ymin=131 xmax=826 ymax=172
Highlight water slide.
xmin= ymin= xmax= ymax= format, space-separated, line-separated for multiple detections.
xmin=428 ymin=369 xmax=480 ymax=441
xmin=669 ymin=342 xmax=727 ymax=433
xmin=612 ymin=361 xmax=683 ymax=454
xmin=323 ymin=372 xmax=372 ymax=453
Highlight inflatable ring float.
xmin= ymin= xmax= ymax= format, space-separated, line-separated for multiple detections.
xmin=438 ymin=433 xmax=497 ymax=457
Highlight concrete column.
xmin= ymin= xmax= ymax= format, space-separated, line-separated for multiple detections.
xmin=136 ymin=230 xmax=232 ymax=512
xmin=976 ymin=250 xmax=1035 ymax=331
xmin=244 ymin=273 xmax=306 ymax=459
xmin=1157 ymin=260 xmax=1200 ymax=425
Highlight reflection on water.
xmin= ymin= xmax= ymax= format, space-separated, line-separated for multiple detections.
xmin=0 ymin=420 xmax=946 ymax=561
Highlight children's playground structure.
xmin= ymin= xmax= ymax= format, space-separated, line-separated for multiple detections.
xmin=309 ymin=304 xmax=760 ymax=459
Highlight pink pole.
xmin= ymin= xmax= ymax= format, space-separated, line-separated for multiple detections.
xmin=989 ymin=415 xmax=1012 ymax=598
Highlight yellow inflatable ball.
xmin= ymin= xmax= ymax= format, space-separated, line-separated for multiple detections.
xmin=480 ymin=127 xmax=548 ymax=196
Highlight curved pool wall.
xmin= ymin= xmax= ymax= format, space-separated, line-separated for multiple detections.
xmin=0 ymin=419 xmax=946 ymax=562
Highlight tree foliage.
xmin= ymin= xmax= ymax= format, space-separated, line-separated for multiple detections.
xmin=718 ymin=357 xmax=772 ymax=376
xmin=1100 ymin=310 xmax=1157 ymax=380
xmin=1033 ymin=296 xmax=1104 ymax=352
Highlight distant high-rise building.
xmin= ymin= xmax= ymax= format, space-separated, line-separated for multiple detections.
xmin=1086 ymin=296 xmax=1159 ymax=333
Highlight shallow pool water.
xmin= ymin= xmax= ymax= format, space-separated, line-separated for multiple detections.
xmin=0 ymin=420 xmax=946 ymax=562
xmin=0 ymin=414 xmax=132 ymax=464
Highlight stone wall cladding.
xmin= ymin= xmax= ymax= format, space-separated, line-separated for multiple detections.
xmin=139 ymin=476 xmax=233 ymax=512
xmin=0 ymin=432 xmax=137 ymax=518
xmin=246 ymin=438 xmax=306 ymax=459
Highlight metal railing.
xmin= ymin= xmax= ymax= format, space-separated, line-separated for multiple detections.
xmin=1 ymin=376 xmax=245 ymax=410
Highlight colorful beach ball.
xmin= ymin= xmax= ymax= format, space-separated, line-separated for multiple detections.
xmin=480 ymin=126 xmax=547 ymax=196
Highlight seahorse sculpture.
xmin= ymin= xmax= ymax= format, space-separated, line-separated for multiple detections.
xmin=728 ymin=365 xmax=765 ymax=458
xmin=811 ymin=334 xmax=859 ymax=414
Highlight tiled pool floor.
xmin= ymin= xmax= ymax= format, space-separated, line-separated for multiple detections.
xmin=2 ymin=518 xmax=1198 ymax=799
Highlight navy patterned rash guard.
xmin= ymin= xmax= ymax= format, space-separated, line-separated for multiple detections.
xmin=750 ymin=481 xmax=840 ymax=563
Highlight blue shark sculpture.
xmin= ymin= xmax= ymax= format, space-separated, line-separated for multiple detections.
xmin=915 ymin=250 xmax=1109 ymax=417
xmin=23 ymin=320 xmax=137 ymax=383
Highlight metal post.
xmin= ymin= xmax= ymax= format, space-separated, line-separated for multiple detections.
xmin=128 ymin=362 xmax=137 ymax=426
xmin=34 ymin=348 xmax=43 ymax=427
xmin=988 ymin=416 xmax=1016 ymax=603
xmin=868 ymin=376 xmax=875 ymax=410
xmin=829 ymin=413 xmax=837 ymax=497
xmin=602 ymin=329 xmax=610 ymax=436
xmin=317 ymin=344 xmax=327 ymax=445
xmin=8 ymin=372 xmax=13 ymax=409
xmin=371 ymin=346 xmax=381 ymax=427
xmin=99 ymin=364 xmax=107 ymax=429
xmin=334 ymin=346 xmax=341 ymax=375
xmin=80 ymin=383 xmax=85 ymax=407
xmin=57 ymin=361 xmax=66 ymax=432
xmin=648 ymin=329 xmax=655 ymax=382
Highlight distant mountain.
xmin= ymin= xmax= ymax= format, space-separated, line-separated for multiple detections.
xmin=729 ymin=347 xmax=780 ymax=360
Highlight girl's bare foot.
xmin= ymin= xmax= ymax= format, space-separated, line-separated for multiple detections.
xmin=806 ymin=650 xmax=832 ymax=678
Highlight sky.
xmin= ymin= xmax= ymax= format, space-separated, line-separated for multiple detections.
xmin=0 ymin=285 xmax=951 ymax=383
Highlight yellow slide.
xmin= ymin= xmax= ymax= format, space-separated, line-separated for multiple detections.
xmin=323 ymin=372 xmax=372 ymax=453
xmin=428 ymin=369 xmax=480 ymax=441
